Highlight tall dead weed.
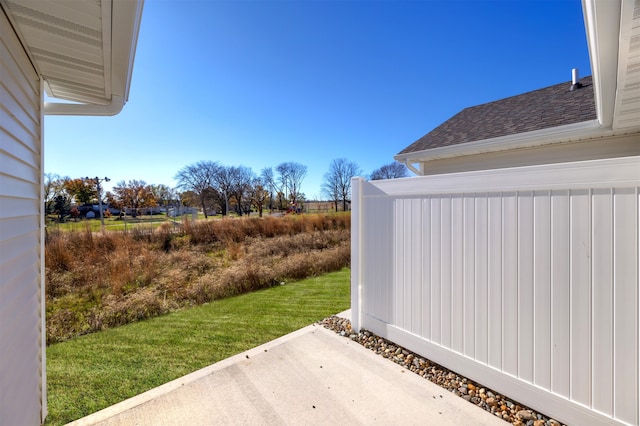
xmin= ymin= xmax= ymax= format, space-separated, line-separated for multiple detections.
xmin=46 ymin=214 xmax=350 ymax=343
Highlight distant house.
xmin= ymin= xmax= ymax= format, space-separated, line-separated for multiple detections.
xmin=395 ymin=73 xmax=639 ymax=174
xmin=352 ymin=1 xmax=639 ymax=425
xmin=74 ymin=204 xmax=121 ymax=218
xmin=0 ymin=1 xmax=143 ymax=424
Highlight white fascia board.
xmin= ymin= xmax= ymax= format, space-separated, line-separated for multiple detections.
xmin=582 ymin=0 xmax=621 ymax=128
xmin=394 ymin=119 xmax=610 ymax=164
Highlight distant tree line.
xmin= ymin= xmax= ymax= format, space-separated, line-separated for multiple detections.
xmin=369 ymin=161 xmax=409 ymax=180
xmin=320 ymin=160 xmax=409 ymax=212
xmin=44 ymin=160 xmax=409 ymax=220
xmin=174 ymin=161 xmax=308 ymax=218
xmin=44 ymin=174 xmax=177 ymax=221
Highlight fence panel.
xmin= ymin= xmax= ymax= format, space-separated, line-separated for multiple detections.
xmin=351 ymin=156 xmax=639 ymax=426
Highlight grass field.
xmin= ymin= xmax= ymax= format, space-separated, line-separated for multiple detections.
xmin=45 ymin=268 xmax=350 ymax=425
xmin=45 ymin=209 xmax=298 ymax=232
xmin=46 ymin=214 xmax=174 ymax=232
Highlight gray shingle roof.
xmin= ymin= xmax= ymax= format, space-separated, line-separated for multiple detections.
xmin=398 ymin=76 xmax=596 ymax=155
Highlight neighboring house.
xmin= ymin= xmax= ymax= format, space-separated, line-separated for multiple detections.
xmin=394 ymin=4 xmax=639 ymax=174
xmin=0 ymin=1 xmax=143 ymax=424
xmin=395 ymin=74 xmax=638 ymax=174
xmin=352 ymin=1 xmax=639 ymax=425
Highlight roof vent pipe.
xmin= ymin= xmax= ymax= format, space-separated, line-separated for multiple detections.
xmin=570 ymin=68 xmax=582 ymax=91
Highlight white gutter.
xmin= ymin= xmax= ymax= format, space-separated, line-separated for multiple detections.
xmin=113 ymin=0 xmax=144 ymax=106
xmin=403 ymin=162 xmax=422 ymax=176
xmin=394 ymin=119 xmax=615 ymax=167
xmin=581 ymin=0 xmax=620 ymax=128
xmin=44 ymin=96 xmax=125 ymax=116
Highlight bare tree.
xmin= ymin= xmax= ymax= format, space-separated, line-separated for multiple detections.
xmin=260 ymin=167 xmax=279 ymax=211
xmin=44 ymin=173 xmax=71 ymax=219
xmin=149 ymin=184 xmax=173 ymax=208
xmin=174 ymin=161 xmax=219 ymax=218
xmin=228 ymin=165 xmax=255 ymax=216
xmin=44 ymin=173 xmax=61 ymax=211
xmin=321 ymin=173 xmax=340 ymax=212
xmin=276 ymin=162 xmax=307 ymax=207
xmin=250 ymin=177 xmax=269 ymax=217
xmin=212 ymin=165 xmax=233 ymax=215
xmin=322 ymin=158 xmax=361 ymax=212
xmin=370 ymin=161 xmax=409 ymax=180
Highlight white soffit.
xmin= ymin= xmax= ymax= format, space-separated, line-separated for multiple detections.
xmin=1 ymin=0 xmax=143 ymax=115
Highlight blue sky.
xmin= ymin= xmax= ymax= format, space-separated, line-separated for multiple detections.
xmin=44 ymin=0 xmax=591 ymax=200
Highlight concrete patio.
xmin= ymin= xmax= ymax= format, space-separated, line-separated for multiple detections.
xmin=67 ymin=311 xmax=505 ymax=426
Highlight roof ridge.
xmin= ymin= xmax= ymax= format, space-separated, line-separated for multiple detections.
xmin=461 ymin=75 xmax=594 ymax=112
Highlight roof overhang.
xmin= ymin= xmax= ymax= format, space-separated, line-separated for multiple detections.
xmin=397 ymin=0 xmax=640 ymax=170
xmin=0 ymin=0 xmax=144 ymax=116
xmin=395 ymin=119 xmax=608 ymax=165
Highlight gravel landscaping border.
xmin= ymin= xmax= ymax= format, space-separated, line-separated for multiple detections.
xmin=320 ymin=316 xmax=567 ymax=426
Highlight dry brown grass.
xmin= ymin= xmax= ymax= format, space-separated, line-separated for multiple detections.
xmin=45 ymin=213 xmax=350 ymax=343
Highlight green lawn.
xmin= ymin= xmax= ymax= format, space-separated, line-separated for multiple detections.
xmin=46 ymin=210 xmax=347 ymax=232
xmin=46 ymin=215 xmax=170 ymax=232
xmin=45 ymin=269 xmax=350 ymax=425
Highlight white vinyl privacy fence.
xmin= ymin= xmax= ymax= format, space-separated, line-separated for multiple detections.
xmin=351 ymin=156 xmax=639 ymax=426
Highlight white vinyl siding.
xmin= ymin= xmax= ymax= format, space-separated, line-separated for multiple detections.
xmin=1 ymin=7 xmax=46 ymax=425
xmin=352 ymin=156 xmax=639 ymax=426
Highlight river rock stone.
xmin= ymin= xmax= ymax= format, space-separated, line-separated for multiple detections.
xmin=319 ymin=315 xmax=568 ymax=426
xmin=517 ymin=410 xmax=536 ymax=421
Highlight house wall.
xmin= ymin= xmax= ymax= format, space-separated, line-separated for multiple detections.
xmin=419 ymin=134 xmax=640 ymax=175
xmin=0 ymin=8 xmax=46 ymax=424
xmin=351 ymin=156 xmax=639 ymax=426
